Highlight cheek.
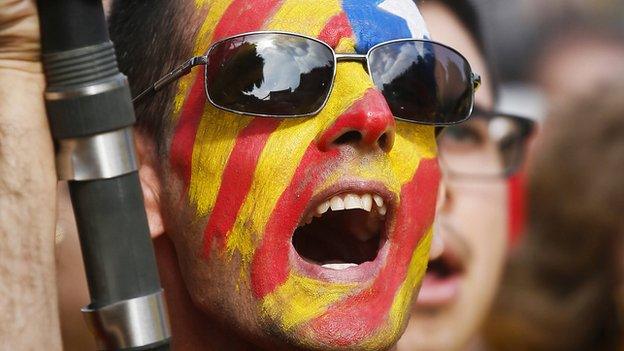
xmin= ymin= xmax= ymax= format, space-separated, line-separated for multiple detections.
xmin=390 ymin=123 xmax=438 ymax=182
xmin=183 ymin=110 xmax=253 ymax=217
xmin=454 ymin=184 xmax=508 ymax=241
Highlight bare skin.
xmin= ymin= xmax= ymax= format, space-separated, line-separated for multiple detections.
xmin=0 ymin=0 xmax=61 ymax=349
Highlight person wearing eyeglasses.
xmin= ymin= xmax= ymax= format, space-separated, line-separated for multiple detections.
xmin=1 ymin=0 xmax=485 ymax=349
xmin=483 ymin=84 xmax=624 ymax=351
xmin=397 ymin=1 xmax=535 ymax=351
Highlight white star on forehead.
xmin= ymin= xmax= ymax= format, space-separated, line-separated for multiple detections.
xmin=378 ymin=0 xmax=430 ymax=39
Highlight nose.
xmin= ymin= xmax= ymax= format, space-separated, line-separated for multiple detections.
xmin=318 ymin=89 xmax=396 ymax=153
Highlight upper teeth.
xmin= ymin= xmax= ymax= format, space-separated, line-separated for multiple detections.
xmin=373 ymin=194 xmax=383 ymax=207
xmin=316 ymin=192 xmax=386 ymax=216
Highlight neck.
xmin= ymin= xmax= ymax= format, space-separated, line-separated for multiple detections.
xmin=154 ymin=235 xmax=255 ymax=351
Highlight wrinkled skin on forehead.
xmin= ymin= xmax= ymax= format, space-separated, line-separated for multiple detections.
xmin=161 ymin=0 xmax=440 ymax=349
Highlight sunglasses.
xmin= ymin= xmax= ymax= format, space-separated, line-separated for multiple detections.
xmin=134 ymin=31 xmax=481 ymax=126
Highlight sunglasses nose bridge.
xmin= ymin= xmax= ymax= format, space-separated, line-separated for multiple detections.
xmin=335 ymin=54 xmax=367 ymax=63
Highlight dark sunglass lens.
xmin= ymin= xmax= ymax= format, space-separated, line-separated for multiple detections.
xmin=369 ymin=41 xmax=473 ymax=125
xmin=205 ymin=33 xmax=334 ymax=116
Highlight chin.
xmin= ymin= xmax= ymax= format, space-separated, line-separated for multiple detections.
xmin=266 ymin=323 xmax=405 ymax=351
xmin=248 ymin=163 xmax=438 ymax=347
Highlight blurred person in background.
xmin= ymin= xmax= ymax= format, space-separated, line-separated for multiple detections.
xmin=484 ymin=83 xmax=624 ymax=351
xmin=531 ymin=27 xmax=624 ymax=109
xmin=397 ymin=1 xmax=535 ymax=350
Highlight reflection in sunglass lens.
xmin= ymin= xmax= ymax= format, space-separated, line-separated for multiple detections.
xmin=205 ymin=33 xmax=335 ymax=116
xmin=369 ymin=41 xmax=473 ymax=125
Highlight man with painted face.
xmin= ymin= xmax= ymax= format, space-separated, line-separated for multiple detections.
xmin=0 ymin=0 xmax=482 ymax=349
xmin=398 ymin=1 xmax=535 ymax=350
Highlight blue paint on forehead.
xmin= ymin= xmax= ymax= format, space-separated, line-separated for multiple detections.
xmin=342 ymin=0 xmax=423 ymax=53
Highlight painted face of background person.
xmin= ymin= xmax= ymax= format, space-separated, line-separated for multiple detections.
xmin=149 ymin=0 xmax=441 ymax=349
xmin=397 ymin=2 xmax=504 ymax=351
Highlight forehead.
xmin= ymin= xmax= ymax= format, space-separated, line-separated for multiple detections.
xmin=199 ymin=0 xmax=429 ymax=53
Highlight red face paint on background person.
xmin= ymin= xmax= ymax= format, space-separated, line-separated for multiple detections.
xmin=153 ymin=0 xmax=440 ymax=349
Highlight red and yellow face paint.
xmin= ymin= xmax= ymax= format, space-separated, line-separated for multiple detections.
xmin=168 ymin=0 xmax=439 ymax=348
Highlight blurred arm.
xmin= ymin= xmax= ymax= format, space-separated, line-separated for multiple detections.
xmin=0 ymin=1 xmax=61 ymax=349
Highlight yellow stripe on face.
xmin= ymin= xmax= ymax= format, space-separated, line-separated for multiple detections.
xmin=266 ymin=0 xmax=342 ymax=36
xmin=172 ymin=0 xmax=235 ymax=120
xmin=261 ymin=272 xmax=358 ymax=330
xmin=176 ymin=0 xmax=246 ymax=217
xmin=335 ymin=37 xmax=356 ymax=53
xmin=316 ymin=124 xmax=436 ymax=197
xmin=223 ymin=0 xmax=359 ymax=262
xmin=362 ymin=229 xmax=433 ymax=348
xmin=193 ymin=0 xmax=236 ymax=55
xmin=188 ymin=108 xmax=253 ymax=217
xmin=225 ymin=62 xmax=374 ymax=264
xmin=390 ymin=123 xmax=437 ymax=183
xmin=194 ymin=0 xmax=209 ymax=8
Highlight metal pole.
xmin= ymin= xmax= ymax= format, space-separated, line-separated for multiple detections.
xmin=36 ymin=1 xmax=171 ymax=349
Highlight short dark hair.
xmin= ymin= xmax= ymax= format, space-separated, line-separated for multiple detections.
xmin=109 ymin=1 xmax=197 ymax=154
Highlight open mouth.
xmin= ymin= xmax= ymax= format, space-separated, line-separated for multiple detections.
xmin=291 ymin=189 xmax=392 ymax=281
xmin=416 ymin=244 xmax=465 ymax=308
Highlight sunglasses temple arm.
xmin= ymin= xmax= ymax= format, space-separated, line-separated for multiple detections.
xmin=132 ymin=56 xmax=208 ymax=103
xmin=472 ymin=73 xmax=482 ymax=92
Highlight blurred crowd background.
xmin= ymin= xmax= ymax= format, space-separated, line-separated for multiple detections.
xmin=471 ymin=1 xmax=624 ymax=350
xmin=478 ymin=0 xmax=624 ymax=79
xmin=473 ymin=0 xmax=624 ymax=115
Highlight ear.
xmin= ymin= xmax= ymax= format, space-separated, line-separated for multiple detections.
xmin=134 ymin=130 xmax=165 ymax=239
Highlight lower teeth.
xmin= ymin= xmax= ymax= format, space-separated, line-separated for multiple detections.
xmin=321 ymin=263 xmax=358 ymax=270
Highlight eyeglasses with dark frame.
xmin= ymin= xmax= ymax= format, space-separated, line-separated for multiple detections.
xmin=133 ymin=31 xmax=481 ymax=126
xmin=437 ymin=108 xmax=535 ymax=179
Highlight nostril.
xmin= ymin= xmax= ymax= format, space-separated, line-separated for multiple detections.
xmin=378 ymin=132 xmax=391 ymax=152
xmin=333 ymin=130 xmax=362 ymax=146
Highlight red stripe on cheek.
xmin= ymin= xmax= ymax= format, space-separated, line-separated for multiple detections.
xmin=212 ymin=0 xmax=283 ymax=41
xmin=170 ymin=71 xmax=207 ymax=187
xmin=250 ymin=146 xmax=340 ymax=298
xmin=318 ymin=12 xmax=354 ymax=48
xmin=202 ymin=119 xmax=281 ymax=256
xmin=307 ymin=159 xmax=440 ymax=346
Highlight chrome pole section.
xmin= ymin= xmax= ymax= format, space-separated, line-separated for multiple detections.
xmin=36 ymin=1 xmax=171 ymax=349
